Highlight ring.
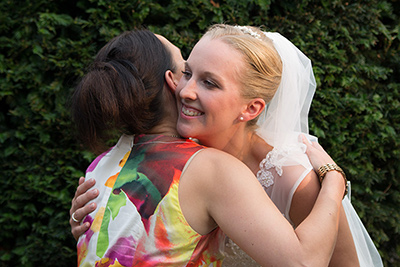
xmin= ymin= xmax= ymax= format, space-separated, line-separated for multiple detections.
xmin=71 ymin=212 xmax=80 ymax=223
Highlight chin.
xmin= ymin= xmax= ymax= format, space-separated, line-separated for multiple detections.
xmin=176 ymin=123 xmax=193 ymax=139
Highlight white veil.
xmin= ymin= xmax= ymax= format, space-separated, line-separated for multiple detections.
xmin=256 ymin=32 xmax=317 ymax=169
xmin=256 ymin=31 xmax=383 ymax=267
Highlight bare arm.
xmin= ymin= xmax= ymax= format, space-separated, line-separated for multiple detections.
xmin=69 ymin=177 xmax=99 ymax=240
xmin=180 ymin=141 xmax=346 ymax=266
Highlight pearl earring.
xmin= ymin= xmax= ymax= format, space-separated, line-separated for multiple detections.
xmin=239 ymin=116 xmax=244 ymax=121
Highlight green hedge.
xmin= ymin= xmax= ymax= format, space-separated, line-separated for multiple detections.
xmin=1 ymin=0 xmax=398 ymax=266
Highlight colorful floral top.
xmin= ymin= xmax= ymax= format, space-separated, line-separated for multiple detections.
xmin=77 ymin=134 xmax=225 ymax=267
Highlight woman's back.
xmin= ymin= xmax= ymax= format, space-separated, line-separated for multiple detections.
xmin=77 ymin=134 xmax=225 ymax=266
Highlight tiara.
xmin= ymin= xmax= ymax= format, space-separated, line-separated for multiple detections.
xmin=234 ymin=25 xmax=262 ymax=40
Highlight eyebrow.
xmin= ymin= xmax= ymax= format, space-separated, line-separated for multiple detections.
xmin=185 ymin=62 xmax=215 ymax=75
xmin=184 ymin=61 xmax=224 ymax=85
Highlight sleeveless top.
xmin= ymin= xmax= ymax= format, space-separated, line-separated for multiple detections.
xmin=77 ymin=134 xmax=225 ymax=267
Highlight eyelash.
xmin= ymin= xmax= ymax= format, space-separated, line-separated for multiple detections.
xmin=181 ymin=70 xmax=218 ymax=89
xmin=203 ymin=80 xmax=217 ymax=88
xmin=181 ymin=70 xmax=191 ymax=78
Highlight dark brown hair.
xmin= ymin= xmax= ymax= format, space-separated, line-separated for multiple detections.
xmin=71 ymin=29 xmax=175 ymax=153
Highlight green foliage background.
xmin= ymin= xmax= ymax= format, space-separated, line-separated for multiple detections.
xmin=0 ymin=0 xmax=398 ymax=266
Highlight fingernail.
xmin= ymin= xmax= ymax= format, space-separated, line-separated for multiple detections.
xmin=303 ymin=135 xmax=311 ymax=144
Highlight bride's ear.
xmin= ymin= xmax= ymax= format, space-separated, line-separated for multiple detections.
xmin=242 ymin=98 xmax=266 ymax=121
xmin=165 ymin=70 xmax=178 ymax=93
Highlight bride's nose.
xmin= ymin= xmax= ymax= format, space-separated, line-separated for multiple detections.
xmin=178 ymin=79 xmax=197 ymax=101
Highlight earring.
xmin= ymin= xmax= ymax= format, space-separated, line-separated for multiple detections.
xmin=239 ymin=116 xmax=244 ymax=121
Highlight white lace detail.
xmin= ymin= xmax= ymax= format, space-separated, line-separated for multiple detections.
xmin=256 ymin=150 xmax=282 ymax=190
xmin=256 ymin=144 xmax=304 ymax=190
xmin=256 ymin=156 xmax=274 ymax=189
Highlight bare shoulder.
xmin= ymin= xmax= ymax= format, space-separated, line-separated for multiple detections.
xmin=186 ymin=147 xmax=268 ymax=212
xmin=179 ymin=147 xmax=260 ymax=234
xmin=191 ymin=147 xmax=242 ymax=165
xmin=187 ymin=148 xmax=256 ymax=184
xmin=182 ymin=147 xmax=268 ymax=211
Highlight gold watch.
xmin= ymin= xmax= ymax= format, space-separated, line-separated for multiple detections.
xmin=317 ymin=163 xmax=348 ymax=199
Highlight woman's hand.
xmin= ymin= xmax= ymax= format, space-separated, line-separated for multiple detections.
xmin=301 ymin=135 xmax=335 ymax=171
xmin=69 ymin=177 xmax=99 ymax=241
xmin=301 ymin=134 xmax=346 ymax=197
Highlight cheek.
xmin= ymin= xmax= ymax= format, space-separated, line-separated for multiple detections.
xmin=175 ymin=81 xmax=185 ymax=98
xmin=220 ymin=95 xmax=242 ymax=110
xmin=201 ymin=94 xmax=234 ymax=115
xmin=207 ymin=99 xmax=237 ymax=122
xmin=175 ymin=72 xmax=184 ymax=84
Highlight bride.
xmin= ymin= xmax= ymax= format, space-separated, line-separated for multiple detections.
xmin=175 ymin=24 xmax=383 ymax=267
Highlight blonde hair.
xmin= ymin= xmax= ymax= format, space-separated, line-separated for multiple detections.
xmin=203 ymin=24 xmax=282 ymax=126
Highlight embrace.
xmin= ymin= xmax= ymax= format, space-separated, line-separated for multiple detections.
xmin=69 ymin=24 xmax=383 ymax=266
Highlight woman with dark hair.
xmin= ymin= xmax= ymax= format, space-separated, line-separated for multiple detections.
xmin=71 ymin=30 xmax=180 ymax=154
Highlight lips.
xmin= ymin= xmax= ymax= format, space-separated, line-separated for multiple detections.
xmin=181 ymin=104 xmax=204 ymax=117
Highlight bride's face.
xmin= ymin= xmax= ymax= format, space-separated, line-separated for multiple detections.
xmin=175 ymin=36 xmax=249 ymax=147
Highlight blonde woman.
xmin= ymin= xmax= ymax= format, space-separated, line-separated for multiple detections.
xmin=175 ymin=24 xmax=382 ymax=267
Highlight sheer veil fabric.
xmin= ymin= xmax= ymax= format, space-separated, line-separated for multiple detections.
xmin=253 ymin=31 xmax=383 ymax=267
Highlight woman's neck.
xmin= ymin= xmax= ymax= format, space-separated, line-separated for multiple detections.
xmin=210 ymin=129 xmax=273 ymax=176
xmin=147 ymin=120 xmax=180 ymax=138
xmin=242 ymin=132 xmax=273 ymax=175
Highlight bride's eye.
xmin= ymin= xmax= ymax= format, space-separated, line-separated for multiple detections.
xmin=181 ymin=70 xmax=192 ymax=78
xmin=203 ymin=79 xmax=218 ymax=89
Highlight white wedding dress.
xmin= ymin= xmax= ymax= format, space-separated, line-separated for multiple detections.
xmin=221 ymin=147 xmax=384 ymax=267
xmin=215 ymin=28 xmax=382 ymax=266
